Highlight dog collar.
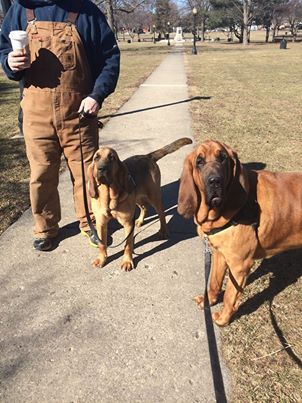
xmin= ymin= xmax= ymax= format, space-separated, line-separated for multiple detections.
xmin=204 ymin=196 xmax=260 ymax=236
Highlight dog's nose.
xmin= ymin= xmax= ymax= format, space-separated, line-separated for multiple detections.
xmin=97 ymin=165 xmax=107 ymax=174
xmin=208 ymin=176 xmax=222 ymax=188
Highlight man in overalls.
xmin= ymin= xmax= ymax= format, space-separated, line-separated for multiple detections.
xmin=0 ymin=0 xmax=120 ymax=251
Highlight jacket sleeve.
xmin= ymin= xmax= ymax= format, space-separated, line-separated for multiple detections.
xmin=0 ymin=5 xmax=26 ymax=81
xmin=84 ymin=6 xmax=120 ymax=106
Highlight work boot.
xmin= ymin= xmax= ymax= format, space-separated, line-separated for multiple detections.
xmin=33 ymin=238 xmax=53 ymax=251
xmin=81 ymin=229 xmax=99 ymax=248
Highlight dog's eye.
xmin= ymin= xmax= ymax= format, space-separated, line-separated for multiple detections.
xmin=196 ymin=155 xmax=205 ymax=167
xmin=218 ymin=151 xmax=227 ymax=163
xmin=94 ymin=154 xmax=100 ymax=162
xmin=108 ymin=153 xmax=114 ymax=162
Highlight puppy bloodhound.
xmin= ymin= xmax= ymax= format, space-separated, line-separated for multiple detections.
xmin=88 ymin=137 xmax=192 ymax=271
xmin=178 ymin=140 xmax=302 ymax=326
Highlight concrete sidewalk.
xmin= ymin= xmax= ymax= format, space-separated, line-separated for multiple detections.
xmin=0 ymin=48 xmax=229 ymax=402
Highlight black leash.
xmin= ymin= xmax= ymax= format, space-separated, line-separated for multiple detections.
xmin=79 ymin=112 xmax=103 ymax=246
xmin=203 ymin=235 xmax=228 ymax=403
xmin=78 ymin=112 xmax=135 ymax=249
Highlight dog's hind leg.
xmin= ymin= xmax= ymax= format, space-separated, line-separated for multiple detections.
xmin=149 ymin=193 xmax=169 ymax=239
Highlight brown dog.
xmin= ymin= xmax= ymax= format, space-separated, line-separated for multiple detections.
xmin=178 ymin=140 xmax=302 ymax=326
xmin=87 ymin=137 xmax=192 ymax=271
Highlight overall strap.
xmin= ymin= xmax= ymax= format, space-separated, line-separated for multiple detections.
xmin=66 ymin=11 xmax=79 ymax=24
xmin=66 ymin=0 xmax=83 ymax=24
xmin=26 ymin=1 xmax=82 ymax=25
xmin=26 ymin=8 xmax=35 ymax=23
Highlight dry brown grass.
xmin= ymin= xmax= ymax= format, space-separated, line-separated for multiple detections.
xmin=0 ymin=43 xmax=170 ymax=235
xmin=184 ymin=39 xmax=302 ymax=402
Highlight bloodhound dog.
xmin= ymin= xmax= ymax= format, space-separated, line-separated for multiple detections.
xmin=178 ymin=140 xmax=302 ymax=326
xmin=88 ymin=137 xmax=192 ymax=271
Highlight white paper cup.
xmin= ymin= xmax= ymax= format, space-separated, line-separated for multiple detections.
xmin=9 ymin=30 xmax=29 ymax=51
xmin=9 ymin=30 xmax=31 ymax=68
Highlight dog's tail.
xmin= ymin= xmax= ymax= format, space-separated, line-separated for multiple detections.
xmin=148 ymin=137 xmax=192 ymax=162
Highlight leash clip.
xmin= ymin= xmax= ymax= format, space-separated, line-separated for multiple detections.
xmin=204 ymin=235 xmax=212 ymax=254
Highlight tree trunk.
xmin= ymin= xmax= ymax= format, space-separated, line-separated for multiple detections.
xmin=1 ymin=0 xmax=12 ymax=15
xmin=105 ymin=0 xmax=115 ymax=31
xmin=242 ymin=0 xmax=251 ymax=46
xmin=265 ymin=27 xmax=270 ymax=43
xmin=272 ymin=25 xmax=277 ymax=42
xmin=200 ymin=19 xmax=205 ymax=42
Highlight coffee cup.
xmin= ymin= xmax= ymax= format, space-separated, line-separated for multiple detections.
xmin=9 ymin=30 xmax=29 ymax=51
xmin=9 ymin=30 xmax=30 ymax=68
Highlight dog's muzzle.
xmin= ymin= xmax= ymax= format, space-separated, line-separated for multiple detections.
xmin=96 ymin=165 xmax=110 ymax=184
xmin=206 ymin=175 xmax=224 ymax=208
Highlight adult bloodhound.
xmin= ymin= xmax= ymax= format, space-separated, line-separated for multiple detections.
xmin=87 ymin=137 xmax=192 ymax=271
xmin=178 ymin=140 xmax=302 ymax=326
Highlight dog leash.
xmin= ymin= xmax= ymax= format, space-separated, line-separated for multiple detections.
xmin=79 ymin=111 xmax=104 ymax=246
xmin=203 ymin=235 xmax=228 ymax=403
xmin=78 ymin=111 xmax=135 ymax=249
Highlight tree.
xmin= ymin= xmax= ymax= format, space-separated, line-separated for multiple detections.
xmin=186 ymin=0 xmax=211 ymax=41
xmin=254 ymin=0 xmax=287 ymax=42
xmin=155 ymin=0 xmax=172 ymax=36
xmin=242 ymin=0 xmax=253 ymax=45
xmin=93 ymin=0 xmax=152 ymax=37
xmin=286 ymin=0 xmax=302 ymax=40
xmin=210 ymin=0 xmax=255 ymax=44
xmin=117 ymin=5 xmax=153 ymax=41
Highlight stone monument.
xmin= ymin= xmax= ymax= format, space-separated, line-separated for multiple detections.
xmin=174 ymin=27 xmax=185 ymax=43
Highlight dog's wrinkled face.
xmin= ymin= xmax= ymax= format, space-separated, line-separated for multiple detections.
xmin=92 ymin=147 xmax=120 ymax=185
xmin=178 ymin=140 xmax=248 ymax=225
xmin=194 ymin=142 xmax=232 ymax=209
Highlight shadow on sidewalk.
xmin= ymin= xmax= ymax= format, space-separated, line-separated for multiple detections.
xmin=103 ymin=179 xmax=197 ymax=268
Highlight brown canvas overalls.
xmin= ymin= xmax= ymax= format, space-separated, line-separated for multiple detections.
xmin=21 ymin=7 xmax=98 ymax=239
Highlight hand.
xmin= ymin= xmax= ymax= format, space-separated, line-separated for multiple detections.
xmin=7 ymin=50 xmax=30 ymax=72
xmin=78 ymin=96 xmax=100 ymax=117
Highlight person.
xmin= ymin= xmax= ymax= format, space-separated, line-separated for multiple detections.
xmin=0 ymin=0 xmax=120 ymax=251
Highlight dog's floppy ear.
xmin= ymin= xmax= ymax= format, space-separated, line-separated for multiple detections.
xmin=223 ymin=143 xmax=249 ymax=214
xmin=178 ymin=154 xmax=198 ymax=219
xmin=87 ymin=163 xmax=99 ymax=199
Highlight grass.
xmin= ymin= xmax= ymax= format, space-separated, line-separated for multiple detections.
xmin=0 ymin=42 xmax=170 ymax=235
xmin=184 ymin=37 xmax=302 ymax=402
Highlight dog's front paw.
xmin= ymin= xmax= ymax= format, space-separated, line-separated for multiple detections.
xmin=212 ymin=310 xmax=230 ymax=327
xmin=92 ymin=256 xmax=107 ymax=268
xmin=121 ymin=259 xmax=134 ymax=272
xmin=193 ymin=295 xmax=205 ymax=309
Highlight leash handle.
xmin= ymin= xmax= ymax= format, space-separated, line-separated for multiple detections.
xmin=79 ymin=108 xmax=96 ymax=120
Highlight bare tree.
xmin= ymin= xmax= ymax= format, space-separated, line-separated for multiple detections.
xmin=242 ymin=0 xmax=253 ymax=45
xmin=186 ymin=0 xmax=211 ymax=41
xmin=92 ymin=0 xmax=152 ymax=38
xmin=286 ymin=0 xmax=302 ymax=40
xmin=254 ymin=0 xmax=285 ymax=42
